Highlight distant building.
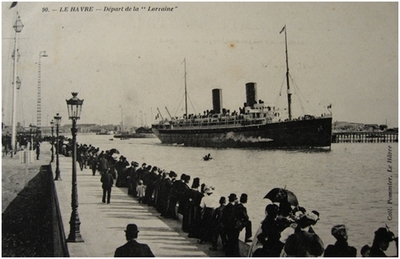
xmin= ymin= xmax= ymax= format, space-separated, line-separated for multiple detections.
xmin=364 ymin=124 xmax=379 ymax=131
xmin=61 ymin=123 xmax=97 ymax=133
xmin=333 ymin=121 xmax=387 ymax=132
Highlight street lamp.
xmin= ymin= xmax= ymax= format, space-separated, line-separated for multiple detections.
xmin=54 ymin=113 xmax=62 ymax=181
xmin=50 ymin=120 xmax=54 ymax=163
xmin=66 ymin=92 xmax=84 ymax=243
xmin=11 ymin=14 xmax=23 ymax=157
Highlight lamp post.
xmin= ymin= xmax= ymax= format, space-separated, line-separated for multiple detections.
xmin=66 ymin=92 xmax=84 ymax=243
xmin=10 ymin=14 xmax=23 ymax=158
xmin=29 ymin=124 xmax=32 ymax=151
xmin=54 ymin=113 xmax=62 ymax=181
xmin=50 ymin=119 xmax=54 ymax=163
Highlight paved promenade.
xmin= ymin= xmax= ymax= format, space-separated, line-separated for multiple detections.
xmin=53 ymin=155 xmax=226 ymax=257
xmin=2 ymin=143 xmax=52 ymax=212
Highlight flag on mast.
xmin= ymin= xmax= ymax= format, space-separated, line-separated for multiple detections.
xmin=280 ymin=25 xmax=286 ymax=34
xmin=9 ymin=2 xmax=17 ymax=9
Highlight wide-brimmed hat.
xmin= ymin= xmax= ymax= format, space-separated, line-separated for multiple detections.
xmin=297 ymin=212 xmax=319 ymax=228
xmin=374 ymin=227 xmax=395 ymax=242
xmin=125 ymin=224 xmax=139 ymax=234
xmin=204 ymin=186 xmax=214 ymax=194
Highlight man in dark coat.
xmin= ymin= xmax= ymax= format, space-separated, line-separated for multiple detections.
xmin=115 ymin=156 xmax=129 ymax=187
xmin=221 ymin=193 xmax=240 ymax=256
xmin=98 ymin=153 xmax=109 ymax=176
xmin=153 ymin=169 xmax=164 ymax=210
xmin=235 ymin=193 xmax=252 ymax=243
xmin=101 ymin=169 xmax=114 ymax=204
xmin=141 ymin=165 xmax=152 ymax=203
xmin=35 ymin=142 xmax=40 ymax=160
xmin=127 ymin=162 xmax=139 ymax=195
xmin=90 ymin=153 xmax=98 ymax=176
xmin=177 ymin=174 xmax=191 ymax=216
xmin=166 ymin=174 xmax=187 ymax=219
xmin=144 ymin=166 xmax=158 ymax=206
xmin=209 ymin=196 xmax=227 ymax=251
xmin=324 ymin=224 xmax=357 ymax=257
xmin=160 ymin=171 xmax=176 ymax=216
xmin=114 ymin=224 xmax=154 ymax=257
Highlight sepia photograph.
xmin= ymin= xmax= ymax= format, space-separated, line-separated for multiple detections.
xmin=2 ymin=1 xmax=398 ymax=257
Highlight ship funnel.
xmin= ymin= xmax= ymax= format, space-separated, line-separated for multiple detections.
xmin=212 ymin=88 xmax=223 ymax=114
xmin=245 ymin=82 xmax=257 ymax=107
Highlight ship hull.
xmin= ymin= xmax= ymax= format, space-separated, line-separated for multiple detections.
xmin=114 ymin=133 xmax=156 ymax=139
xmin=152 ymin=117 xmax=332 ymax=149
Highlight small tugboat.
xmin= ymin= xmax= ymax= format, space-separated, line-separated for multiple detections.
xmin=203 ymin=153 xmax=213 ymax=161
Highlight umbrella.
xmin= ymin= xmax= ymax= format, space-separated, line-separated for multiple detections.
xmin=264 ymin=188 xmax=299 ymax=206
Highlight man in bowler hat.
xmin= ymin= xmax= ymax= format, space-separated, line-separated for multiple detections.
xmin=101 ymin=169 xmax=114 ymax=204
xmin=114 ymin=224 xmax=155 ymax=257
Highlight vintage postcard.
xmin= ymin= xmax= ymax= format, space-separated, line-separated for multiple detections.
xmin=2 ymin=2 xmax=398 ymax=257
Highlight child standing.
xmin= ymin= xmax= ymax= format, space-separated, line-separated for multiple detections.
xmin=136 ymin=180 xmax=146 ymax=203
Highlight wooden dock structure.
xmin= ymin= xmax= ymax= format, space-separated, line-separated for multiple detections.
xmin=332 ymin=131 xmax=398 ymax=143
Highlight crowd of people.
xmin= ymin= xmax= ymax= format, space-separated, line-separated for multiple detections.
xmin=249 ymin=202 xmax=398 ymax=257
xmin=56 ymin=140 xmax=398 ymax=257
xmin=2 ymin=133 xmax=41 ymax=158
xmin=249 ymin=204 xmax=329 ymax=257
xmin=69 ymin=142 xmax=253 ymax=256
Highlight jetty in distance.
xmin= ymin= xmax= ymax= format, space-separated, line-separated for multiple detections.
xmin=332 ymin=131 xmax=398 ymax=143
xmin=332 ymin=121 xmax=398 ymax=143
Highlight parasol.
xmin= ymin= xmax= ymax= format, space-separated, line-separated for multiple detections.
xmin=264 ymin=187 xmax=299 ymax=206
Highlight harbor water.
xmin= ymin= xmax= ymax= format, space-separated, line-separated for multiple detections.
xmin=78 ymin=134 xmax=398 ymax=256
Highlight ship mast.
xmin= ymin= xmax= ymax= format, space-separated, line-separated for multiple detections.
xmin=183 ymin=58 xmax=188 ymax=118
xmin=281 ymin=25 xmax=292 ymax=121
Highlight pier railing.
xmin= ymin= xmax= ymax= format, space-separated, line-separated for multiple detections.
xmin=332 ymin=131 xmax=398 ymax=143
xmin=48 ymin=163 xmax=69 ymax=256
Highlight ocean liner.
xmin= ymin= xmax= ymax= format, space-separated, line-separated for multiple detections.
xmin=151 ymin=27 xmax=332 ymax=149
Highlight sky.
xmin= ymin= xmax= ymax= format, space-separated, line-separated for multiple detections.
xmin=2 ymin=2 xmax=398 ymax=128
